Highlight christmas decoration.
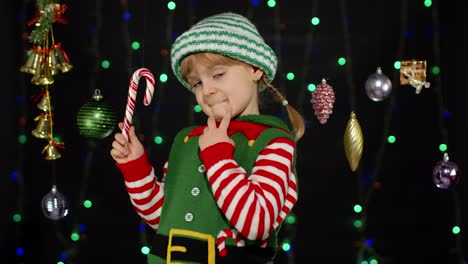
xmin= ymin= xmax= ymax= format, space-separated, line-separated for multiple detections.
xmin=41 ymin=185 xmax=69 ymax=221
xmin=344 ymin=111 xmax=364 ymax=172
xmin=399 ymin=60 xmax=430 ymax=94
xmin=365 ymin=67 xmax=392 ymax=101
xmin=77 ymin=89 xmax=118 ymax=139
xmin=433 ymin=153 xmax=461 ymax=190
xmin=311 ymin=78 xmax=335 ymax=124
xmin=42 ymin=140 xmax=63 ymax=160
xmin=20 ymin=0 xmax=71 ymax=160
xmin=122 ymin=68 xmax=155 ymax=140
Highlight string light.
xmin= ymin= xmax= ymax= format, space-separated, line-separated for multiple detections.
xmin=100 ymin=60 xmax=110 ymax=69
xmin=307 ymin=83 xmax=316 ymax=92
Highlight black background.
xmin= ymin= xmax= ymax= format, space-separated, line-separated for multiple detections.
xmin=1 ymin=0 xmax=466 ymax=263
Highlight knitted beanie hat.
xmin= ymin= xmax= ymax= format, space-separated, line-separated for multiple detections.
xmin=170 ymin=12 xmax=277 ymax=91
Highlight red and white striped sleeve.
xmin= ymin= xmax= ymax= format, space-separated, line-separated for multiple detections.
xmin=116 ymin=151 xmax=166 ymax=230
xmin=199 ymin=138 xmax=297 ymax=241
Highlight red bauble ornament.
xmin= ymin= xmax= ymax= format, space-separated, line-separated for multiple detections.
xmin=311 ymin=78 xmax=335 ymax=124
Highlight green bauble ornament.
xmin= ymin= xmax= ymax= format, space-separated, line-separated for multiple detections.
xmin=77 ymin=89 xmax=117 ymax=139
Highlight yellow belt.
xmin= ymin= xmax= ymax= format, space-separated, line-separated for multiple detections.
xmin=166 ymin=228 xmax=215 ymax=264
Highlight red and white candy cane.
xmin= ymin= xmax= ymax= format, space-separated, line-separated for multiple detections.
xmin=122 ymin=68 xmax=155 ymax=140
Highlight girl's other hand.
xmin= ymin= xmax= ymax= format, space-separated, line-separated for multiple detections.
xmin=199 ymin=110 xmax=234 ymax=151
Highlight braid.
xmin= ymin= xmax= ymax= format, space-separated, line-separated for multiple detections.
xmin=261 ymin=75 xmax=305 ymax=141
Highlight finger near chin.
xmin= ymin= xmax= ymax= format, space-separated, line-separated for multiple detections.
xmin=211 ymin=102 xmax=230 ymax=122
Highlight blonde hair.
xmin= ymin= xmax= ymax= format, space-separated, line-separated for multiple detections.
xmin=180 ymin=52 xmax=305 ymax=141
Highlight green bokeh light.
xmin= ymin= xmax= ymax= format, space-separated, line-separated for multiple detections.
xmin=83 ymin=200 xmax=93 ymax=208
xmin=431 ymin=66 xmax=440 ymax=75
xmin=311 ymin=17 xmax=320 ymax=25
xmin=154 ymin=136 xmax=163 ymax=144
xmin=286 ymin=72 xmax=295 ymax=80
xmin=308 ymin=83 xmax=316 ymax=92
xmin=141 ymin=246 xmax=150 ymax=255
xmin=424 ymin=0 xmax=432 ymax=7
xmin=338 ymin=57 xmax=346 ymax=66
xmin=13 ymin=213 xmax=22 ymax=222
xmin=439 ymin=144 xmax=447 ymax=152
xmin=160 ymin=73 xmax=168 ymax=83
xmin=387 ymin=135 xmax=396 ymax=144
xmin=167 ymin=1 xmax=176 ymax=10
xmin=70 ymin=232 xmax=80 ymax=241
xmin=101 ymin=60 xmax=110 ymax=69
xmin=353 ymin=219 xmax=362 ymax=228
xmin=353 ymin=204 xmax=362 ymax=213
xmin=267 ymin=0 xmax=276 ymax=8
xmin=281 ymin=241 xmax=291 ymax=251
xmin=131 ymin=41 xmax=140 ymax=50
xmin=285 ymin=214 xmax=296 ymax=224
xmin=18 ymin=134 xmax=27 ymax=144
xmin=194 ymin=104 xmax=202 ymax=113
xmin=394 ymin=61 xmax=401 ymax=70
xmin=452 ymin=226 xmax=461 ymax=234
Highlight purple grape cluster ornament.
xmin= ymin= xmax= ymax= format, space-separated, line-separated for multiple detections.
xmin=433 ymin=153 xmax=461 ymax=189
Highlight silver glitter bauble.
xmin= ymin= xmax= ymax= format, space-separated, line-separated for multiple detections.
xmin=365 ymin=67 xmax=392 ymax=101
xmin=41 ymin=185 xmax=69 ymax=220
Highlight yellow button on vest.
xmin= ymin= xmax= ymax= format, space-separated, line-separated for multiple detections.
xmin=191 ymin=187 xmax=200 ymax=196
xmin=198 ymin=164 xmax=206 ymax=173
xmin=185 ymin=213 xmax=194 ymax=222
xmin=248 ymin=139 xmax=255 ymax=147
xmin=184 ymin=136 xmax=189 ymax=143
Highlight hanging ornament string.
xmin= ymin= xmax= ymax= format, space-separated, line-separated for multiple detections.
xmin=296 ymin=0 xmax=319 ymax=113
xmin=340 ymin=0 xmax=356 ymax=111
xmin=429 ymin=1 xmax=464 ymax=262
xmin=356 ymin=2 xmax=409 ymax=263
xmin=122 ymin=68 xmax=155 ymax=141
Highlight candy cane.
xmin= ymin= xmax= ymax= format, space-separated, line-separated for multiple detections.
xmin=122 ymin=68 xmax=155 ymax=140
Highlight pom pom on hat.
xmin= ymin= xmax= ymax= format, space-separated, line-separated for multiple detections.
xmin=170 ymin=12 xmax=278 ymax=91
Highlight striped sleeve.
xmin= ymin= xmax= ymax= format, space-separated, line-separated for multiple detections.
xmin=199 ymin=138 xmax=297 ymax=240
xmin=116 ymin=152 xmax=165 ymax=230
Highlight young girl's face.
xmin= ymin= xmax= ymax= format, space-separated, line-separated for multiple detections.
xmin=181 ymin=53 xmax=264 ymax=121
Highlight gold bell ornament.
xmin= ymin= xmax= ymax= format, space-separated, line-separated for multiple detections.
xmin=20 ymin=47 xmax=42 ymax=75
xmin=42 ymin=140 xmax=64 ymax=160
xmin=48 ymin=43 xmax=73 ymax=75
xmin=35 ymin=92 xmax=53 ymax=112
xmin=31 ymin=59 xmax=54 ymax=86
xmin=344 ymin=111 xmax=364 ymax=172
xmin=32 ymin=113 xmax=52 ymax=139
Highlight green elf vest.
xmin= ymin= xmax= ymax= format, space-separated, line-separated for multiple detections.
xmin=148 ymin=115 xmax=297 ymax=264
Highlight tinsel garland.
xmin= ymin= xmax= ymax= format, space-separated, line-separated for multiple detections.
xmin=27 ymin=1 xmax=68 ymax=45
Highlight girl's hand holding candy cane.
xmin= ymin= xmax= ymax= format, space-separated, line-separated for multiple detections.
xmin=110 ymin=122 xmax=144 ymax=163
xmin=110 ymin=68 xmax=155 ymax=164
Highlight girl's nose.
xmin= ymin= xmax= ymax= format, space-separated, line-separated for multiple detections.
xmin=202 ymin=81 xmax=216 ymax=96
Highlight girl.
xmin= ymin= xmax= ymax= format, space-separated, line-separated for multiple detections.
xmin=111 ymin=12 xmax=304 ymax=264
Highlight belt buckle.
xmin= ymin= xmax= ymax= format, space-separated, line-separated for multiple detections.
xmin=166 ymin=228 xmax=215 ymax=264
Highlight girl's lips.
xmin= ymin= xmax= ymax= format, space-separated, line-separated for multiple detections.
xmin=209 ymin=99 xmax=228 ymax=107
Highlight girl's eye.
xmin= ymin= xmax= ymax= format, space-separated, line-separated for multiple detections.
xmin=213 ymin=72 xmax=224 ymax=78
xmin=191 ymin=81 xmax=201 ymax=89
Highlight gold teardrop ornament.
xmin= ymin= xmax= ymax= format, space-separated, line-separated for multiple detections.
xmin=344 ymin=111 xmax=363 ymax=172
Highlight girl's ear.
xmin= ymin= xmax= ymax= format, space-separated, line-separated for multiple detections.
xmin=252 ymin=66 xmax=264 ymax=81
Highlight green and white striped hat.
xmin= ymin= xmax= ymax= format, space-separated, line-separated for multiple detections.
xmin=170 ymin=12 xmax=277 ymax=91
